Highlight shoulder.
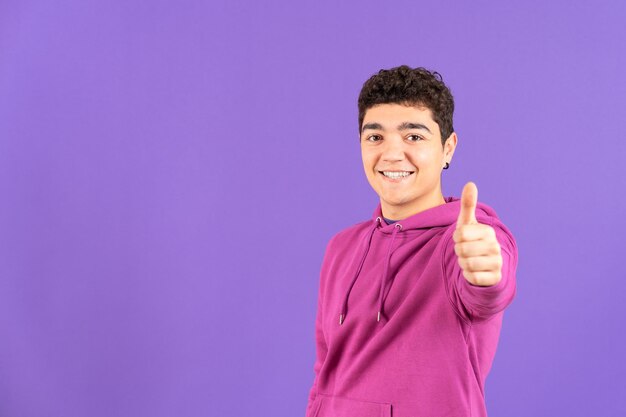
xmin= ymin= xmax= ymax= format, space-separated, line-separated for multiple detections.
xmin=440 ymin=200 xmax=518 ymax=254
xmin=475 ymin=200 xmax=519 ymax=257
xmin=325 ymin=218 xmax=374 ymax=253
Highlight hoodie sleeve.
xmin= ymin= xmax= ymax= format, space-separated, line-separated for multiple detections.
xmin=305 ymin=238 xmax=332 ymax=417
xmin=305 ymin=287 xmax=327 ymax=417
xmin=442 ymin=217 xmax=518 ymax=322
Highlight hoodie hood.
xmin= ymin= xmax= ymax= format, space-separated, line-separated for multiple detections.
xmin=338 ymin=195 xmax=501 ymax=325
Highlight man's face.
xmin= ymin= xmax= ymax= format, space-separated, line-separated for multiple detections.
xmin=360 ymin=103 xmax=456 ymax=220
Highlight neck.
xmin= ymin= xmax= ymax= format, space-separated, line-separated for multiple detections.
xmin=381 ymin=192 xmax=446 ymax=220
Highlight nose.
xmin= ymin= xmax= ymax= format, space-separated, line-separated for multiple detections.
xmin=381 ymin=135 xmax=406 ymax=162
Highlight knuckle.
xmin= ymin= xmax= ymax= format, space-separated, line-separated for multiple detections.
xmin=493 ymin=242 xmax=501 ymax=254
xmin=466 ymin=257 xmax=475 ymax=270
xmin=473 ymin=274 xmax=483 ymax=286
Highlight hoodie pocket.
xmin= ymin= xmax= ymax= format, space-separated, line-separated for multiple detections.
xmin=313 ymin=393 xmax=392 ymax=417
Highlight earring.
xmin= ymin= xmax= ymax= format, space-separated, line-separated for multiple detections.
xmin=443 ymin=162 xmax=450 ymax=170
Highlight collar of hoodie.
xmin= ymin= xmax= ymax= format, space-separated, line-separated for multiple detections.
xmin=338 ymin=196 xmax=475 ymax=326
xmin=338 ymin=215 xmax=402 ymax=325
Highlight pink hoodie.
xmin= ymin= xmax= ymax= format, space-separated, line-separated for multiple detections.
xmin=305 ymin=196 xmax=518 ymax=417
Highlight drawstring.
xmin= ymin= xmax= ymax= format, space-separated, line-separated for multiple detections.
xmin=339 ymin=216 xmax=380 ymax=325
xmin=339 ymin=217 xmax=403 ymax=325
xmin=377 ymin=222 xmax=402 ymax=322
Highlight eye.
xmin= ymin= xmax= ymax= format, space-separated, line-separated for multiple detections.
xmin=407 ymin=134 xmax=424 ymax=142
xmin=365 ymin=134 xmax=382 ymax=142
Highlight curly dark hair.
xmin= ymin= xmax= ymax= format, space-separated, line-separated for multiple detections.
xmin=357 ymin=65 xmax=455 ymax=146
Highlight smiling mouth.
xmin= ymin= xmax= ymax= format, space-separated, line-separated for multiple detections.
xmin=378 ymin=171 xmax=415 ymax=181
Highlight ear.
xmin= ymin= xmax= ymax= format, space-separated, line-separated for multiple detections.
xmin=443 ymin=132 xmax=457 ymax=160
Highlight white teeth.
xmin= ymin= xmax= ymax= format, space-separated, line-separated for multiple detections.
xmin=382 ymin=171 xmax=412 ymax=178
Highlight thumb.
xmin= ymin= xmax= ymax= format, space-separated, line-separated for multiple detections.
xmin=457 ymin=181 xmax=478 ymax=227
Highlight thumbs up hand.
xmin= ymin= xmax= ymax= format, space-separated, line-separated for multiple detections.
xmin=452 ymin=182 xmax=503 ymax=286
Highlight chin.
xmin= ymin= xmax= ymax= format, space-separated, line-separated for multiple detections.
xmin=381 ymin=193 xmax=414 ymax=205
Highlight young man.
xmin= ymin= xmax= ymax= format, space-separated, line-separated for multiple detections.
xmin=304 ymin=65 xmax=518 ymax=417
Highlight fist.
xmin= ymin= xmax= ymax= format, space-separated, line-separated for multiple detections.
xmin=452 ymin=182 xmax=503 ymax=286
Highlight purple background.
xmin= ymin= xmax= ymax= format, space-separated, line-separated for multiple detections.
xmin=1 ymin=1 xmax=625 ymax=416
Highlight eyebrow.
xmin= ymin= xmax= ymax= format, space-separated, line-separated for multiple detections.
xmin=361 ymin=121 xmax=433 ymax=135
